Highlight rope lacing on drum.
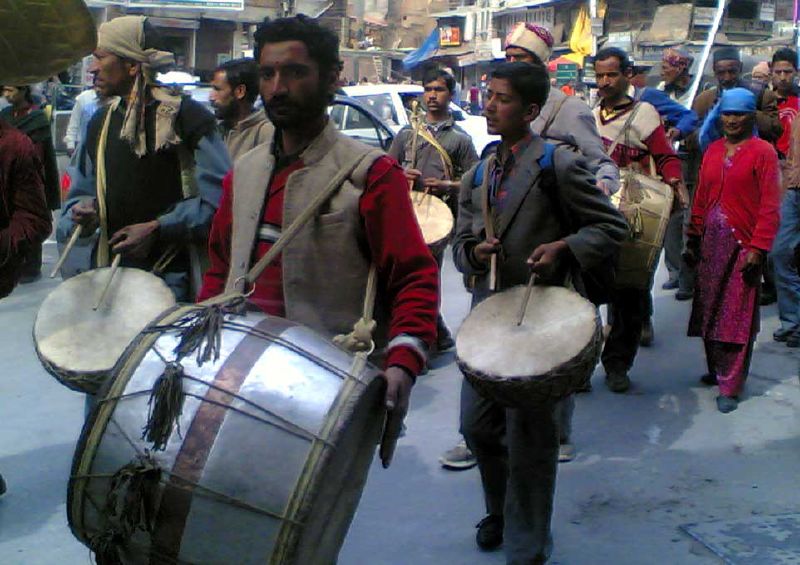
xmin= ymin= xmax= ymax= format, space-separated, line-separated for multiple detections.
xmin=88 ymin=453 xmax=161 ymax=564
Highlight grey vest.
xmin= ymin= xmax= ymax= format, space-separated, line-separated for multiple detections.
xmin=225 ymin=121 xmax=385 ymax=342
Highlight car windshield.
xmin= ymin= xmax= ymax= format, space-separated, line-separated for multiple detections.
xmin=350 ymin=93 xmax=397 ymax=125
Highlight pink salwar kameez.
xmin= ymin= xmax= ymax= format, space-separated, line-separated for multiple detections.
xmin=688 ymin=137 xmax=781 ymax=398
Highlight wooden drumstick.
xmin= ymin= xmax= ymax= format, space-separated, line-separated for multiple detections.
xmin=93 ymin=254 xmax=121 ymax=311
xmin=49 ymin=225 xmax=83 ymax=278
xmin=516 ymin=273 xmax=537 ymax=326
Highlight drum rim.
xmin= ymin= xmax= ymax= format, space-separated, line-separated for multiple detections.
xmin=33 ymin=267 xmax=176 ymax=393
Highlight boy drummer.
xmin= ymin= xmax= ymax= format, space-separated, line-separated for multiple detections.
xmin=452 ymin=61 xmax=626 ymax=562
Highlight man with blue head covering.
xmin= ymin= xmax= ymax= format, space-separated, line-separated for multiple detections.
xmin=684 ymin=86 xmax=780 ymax=413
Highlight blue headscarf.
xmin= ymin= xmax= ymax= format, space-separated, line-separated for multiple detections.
xmin=699 ymin=87 xmax=757 ymax=151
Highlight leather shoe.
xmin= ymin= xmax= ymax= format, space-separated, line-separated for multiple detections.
xmin=675 ymin=290 xmax=693 ymax=301
xmin=787 ymin=332 xmax=800 ymax=348
xmin=605 ymin=370 xmax=630 ymax=393
xmin=476 ymin=515 xmax=504 ymax=550
xmin=774 ymin=328 xmax=793 ymax=342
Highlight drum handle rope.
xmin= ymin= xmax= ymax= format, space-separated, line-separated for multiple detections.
xmin=94 ymin=100 xmax=120 ymax=268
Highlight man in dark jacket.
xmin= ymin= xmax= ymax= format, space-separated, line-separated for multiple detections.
xmin=58 ymin=15 xmax=229 ymax=301
xmin=0 ymin=117 xmax=52 ymax=494
xmin=453 ymin=61 xmax=627 ymax=564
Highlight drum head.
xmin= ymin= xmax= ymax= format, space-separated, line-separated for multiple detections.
xmin=411 ymin=193 xmax=453 ymax=247
xmin=457 ymin=285 xmax=598 ymax=378
xmin=34 ymin=267 xmax=176 ymax=390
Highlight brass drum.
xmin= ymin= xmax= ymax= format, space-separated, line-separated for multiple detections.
xmin=69 ymin=308 xmax=386 ymax=564
xmin=411 ymin=192 xmax=454 ymax=258
xmin=611 ymin=169 xmax=674 ymax=289
xmin=456 ymin=285 xmax=602 ymax=409
xmin=34 ymin=267 xmax=176 ymax=394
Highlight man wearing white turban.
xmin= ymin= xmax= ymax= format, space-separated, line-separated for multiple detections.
xmin=57 ymin=16 xmax=230 ymax=300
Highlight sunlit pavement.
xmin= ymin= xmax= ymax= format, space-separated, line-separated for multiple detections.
xmin=0 ymin=230 xmax=798 ymax=564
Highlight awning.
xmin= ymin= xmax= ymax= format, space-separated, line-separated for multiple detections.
xmin=403 ymin=28 xmax=439 ymax=70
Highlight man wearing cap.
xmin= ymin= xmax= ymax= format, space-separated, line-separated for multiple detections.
xmin=659 ymin=48 xmax=694 ymax=106
xmin=58 ymin=16 xmax=230 ymax=300
xmin=693 ymin=47 xmax=781 ymax=144
xmin=504 ymin=22 xmax=619 ymax=195
xmin=658 ymin=48 xmax=701 ymax=298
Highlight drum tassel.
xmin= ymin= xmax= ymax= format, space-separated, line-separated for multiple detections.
xmin=172 ymin=303 xmax=228 ymax=365
xmin=90 ymin=455 xmax=161 ymax=564
xmin=142 ymin=363 xmax=185 ymax=451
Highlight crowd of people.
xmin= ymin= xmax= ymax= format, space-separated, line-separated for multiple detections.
xmin=0 ymin=12 xmax=798 ymax=565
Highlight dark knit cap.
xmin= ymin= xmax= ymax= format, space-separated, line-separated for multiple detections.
xmin=713 ymin=47 xmax=741 ymax=64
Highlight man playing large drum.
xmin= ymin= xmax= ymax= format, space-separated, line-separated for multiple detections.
xmin=452 ymin=61 xmax=626 ymax=563
xmin=198 ymin=15 xmax=439 ymax=465
xmin=592 ymin=47 xmax=688 ymax=393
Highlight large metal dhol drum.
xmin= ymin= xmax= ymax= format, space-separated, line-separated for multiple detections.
xmin=34 ymin=267 xmax=176 ymax=394
xmin=411 ymin=191 xmax=454 ymax=258
xmin=611 ymin=169 xmax=675 ymax=290
xmin=69 ymin=307 xmax=386 ymax=564
xmin=456 ymin=285 xmax=602 ymax=409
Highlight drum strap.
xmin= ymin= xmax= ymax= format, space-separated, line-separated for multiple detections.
xmin=94 ymin=100 xmax=121 ymax=267
xmin=414 ymin=125 xmax=455 ymax=181
xmin=605 ymin=102 xmax=642 ymax=159
xmin=480 ymin=154 xmax=498 ymax=290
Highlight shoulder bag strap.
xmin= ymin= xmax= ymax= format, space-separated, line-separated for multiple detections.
xmin=606 ymin=102 xmax=642 ymax=157
xmin=539 ymin=95 xmax=569 ymax=139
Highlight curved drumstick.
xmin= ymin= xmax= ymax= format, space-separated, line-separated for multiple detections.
xmin=93 ymin=254 xmax=121 ymax=311
xmin=49 ymin=225 xmax=84 ymax=278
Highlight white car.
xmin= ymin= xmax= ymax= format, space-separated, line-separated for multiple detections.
xmin=340 ymin=84 xmax=498 ymax=155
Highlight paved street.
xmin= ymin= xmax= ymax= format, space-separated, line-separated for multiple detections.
xmin=0 ymin=235 xmax=798 ymax=564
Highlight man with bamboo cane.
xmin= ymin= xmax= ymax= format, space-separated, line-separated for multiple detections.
xmin=57 ymin=15 xmax=229 ymax=301
xmin=388 ymin=67 xmax=478 ymax=353
xmin=198 ymin=15 xmax=439 ymax=468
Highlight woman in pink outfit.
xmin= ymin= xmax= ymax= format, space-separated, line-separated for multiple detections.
xmin=685 ymin=88 xmax=781 ymax=413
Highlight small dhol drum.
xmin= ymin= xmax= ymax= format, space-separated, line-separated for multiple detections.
xmin=34 ymin=267 xmax=176 ymax=394
xmin=69 ymin=307 xmax=386 ymax=564
xmin=456 ymin=285 xmax=602 ymax=409
xmin=411 ymin=191 xmax=454 ymax=258
xmin=611 ymin=168 xmax=674 ymax=290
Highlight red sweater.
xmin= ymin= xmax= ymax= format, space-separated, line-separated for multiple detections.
xmin=689 ymin=137 xmax=780 ymax=252
xmin=199 ymin=155 xmax=439 ymax=377
xmin=0 ymin=120 xmax=51 ymax=298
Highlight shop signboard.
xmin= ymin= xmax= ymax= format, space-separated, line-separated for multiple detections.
xmin=439 ymin=25 xmax=463 ymax=47
xmin=125 ymin=0 xmax=244 ymax=9
xmin=556 ymin=62 xmax=579 ymax=86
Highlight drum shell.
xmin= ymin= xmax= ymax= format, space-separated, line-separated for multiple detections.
xmin=612 ymin=170 xmax=674 ymax=290
xmin=68 ymin=307 xmax=386 ymax=564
